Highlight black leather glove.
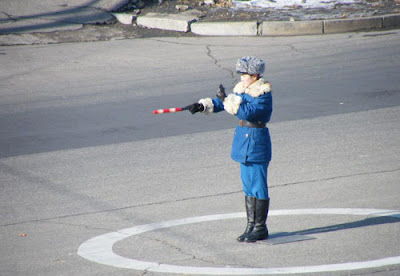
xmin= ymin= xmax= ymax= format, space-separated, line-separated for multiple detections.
xmin=216 ymin=84 xmax=226 ymax=101
xmin=188 ymin=103 xmax=204 ymax=114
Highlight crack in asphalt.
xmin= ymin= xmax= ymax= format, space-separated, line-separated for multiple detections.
xmin=0 ymin=190 xmax=241 ymax=228
xmin=45 ymin=220 xmax=117 ymax=233
xmin=0 ymin=11 xmax=16 ymax=22
xmin=272 ymin=167 xmax=400 ymax=189
xmin=206 ymin=44 xmax=237 ymax=87
xmin=137 ymin=235 xmax=235 ymax=272
xmin=286 ymin=43 xmax=305 ymax=53
xmin=1 ymin=167 xmax=399 ymax=228
xmin=132 ymin=233 xmax=264 ymax=273
xmin=140 ymin=235 xmax=197 ymax=261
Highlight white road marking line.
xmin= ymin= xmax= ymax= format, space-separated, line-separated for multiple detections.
xmin=78 ymin=208 xmax=400 ymax=275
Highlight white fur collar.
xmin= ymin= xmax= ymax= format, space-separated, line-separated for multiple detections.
xmin=233 ymin=78 xmax=271 ymax=98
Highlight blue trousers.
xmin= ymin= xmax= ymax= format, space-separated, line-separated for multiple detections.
xmin=240 ymin=162 xmax=269 ymax=199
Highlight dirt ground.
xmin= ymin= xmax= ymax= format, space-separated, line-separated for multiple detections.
xmin=125 ymin=0 xmax=400 ymax=22
xmin=116 ymin=0 xmax=400 ymax=37
xmin=1 ymin=0 xmax=399 ymax=45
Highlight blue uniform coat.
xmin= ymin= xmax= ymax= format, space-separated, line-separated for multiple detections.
xmin=200 ymin=79 xmax=273 ymax=164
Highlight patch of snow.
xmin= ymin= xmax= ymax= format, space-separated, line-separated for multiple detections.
xmin=233 ymin=0 xmax=363 ymax=9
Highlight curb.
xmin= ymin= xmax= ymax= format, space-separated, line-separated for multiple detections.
xmin=191 ymin=21 xmax=258 ymax=36
xmin=261 ymin=20 xmax=323 ymax=36
xmin=324 ymin=16 xmax=382 ymax=34
xmin=383 ymin=14 xmax=400 ymax=28
xmin=136 ymin=12 xmax=400 ymax=36
xmin=136 ymin=10 xmax=203 ymax=32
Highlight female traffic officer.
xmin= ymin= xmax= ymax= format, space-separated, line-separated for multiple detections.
xmin=188 ymin=56 xmax=272 ymax=242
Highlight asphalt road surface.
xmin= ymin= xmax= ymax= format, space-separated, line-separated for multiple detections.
xmin=1 ymin=30 xmax=400 ymax=276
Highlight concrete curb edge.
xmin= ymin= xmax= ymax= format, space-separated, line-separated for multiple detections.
xmin=137 ymin=13 xmax=400 ymax=36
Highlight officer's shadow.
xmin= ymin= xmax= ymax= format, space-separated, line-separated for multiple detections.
xmin=266 ymin=215 xmax=400 ymax=244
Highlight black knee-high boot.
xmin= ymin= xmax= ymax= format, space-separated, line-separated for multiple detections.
xmin=245 ymin=198 xmax=270 ymax=242
xmin=237 ymin=196 xmax=256 ymax=242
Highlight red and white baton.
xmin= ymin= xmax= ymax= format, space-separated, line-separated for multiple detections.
xmin=152 ymin=105 xmax=190 ymax=114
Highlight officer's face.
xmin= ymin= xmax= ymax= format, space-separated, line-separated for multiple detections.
xmin=241 ymin=74 xmax=258 ymax=88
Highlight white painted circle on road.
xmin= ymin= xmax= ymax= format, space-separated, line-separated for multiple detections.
xmin=78 ymin=208 xmax=400 ymax=275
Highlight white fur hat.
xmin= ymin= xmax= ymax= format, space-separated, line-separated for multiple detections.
xmin=235 ymin=56 xmax=265 ymax=75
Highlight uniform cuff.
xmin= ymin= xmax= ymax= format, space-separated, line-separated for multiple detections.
xmin=199 ymin=98 xmax=214 ymax=114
